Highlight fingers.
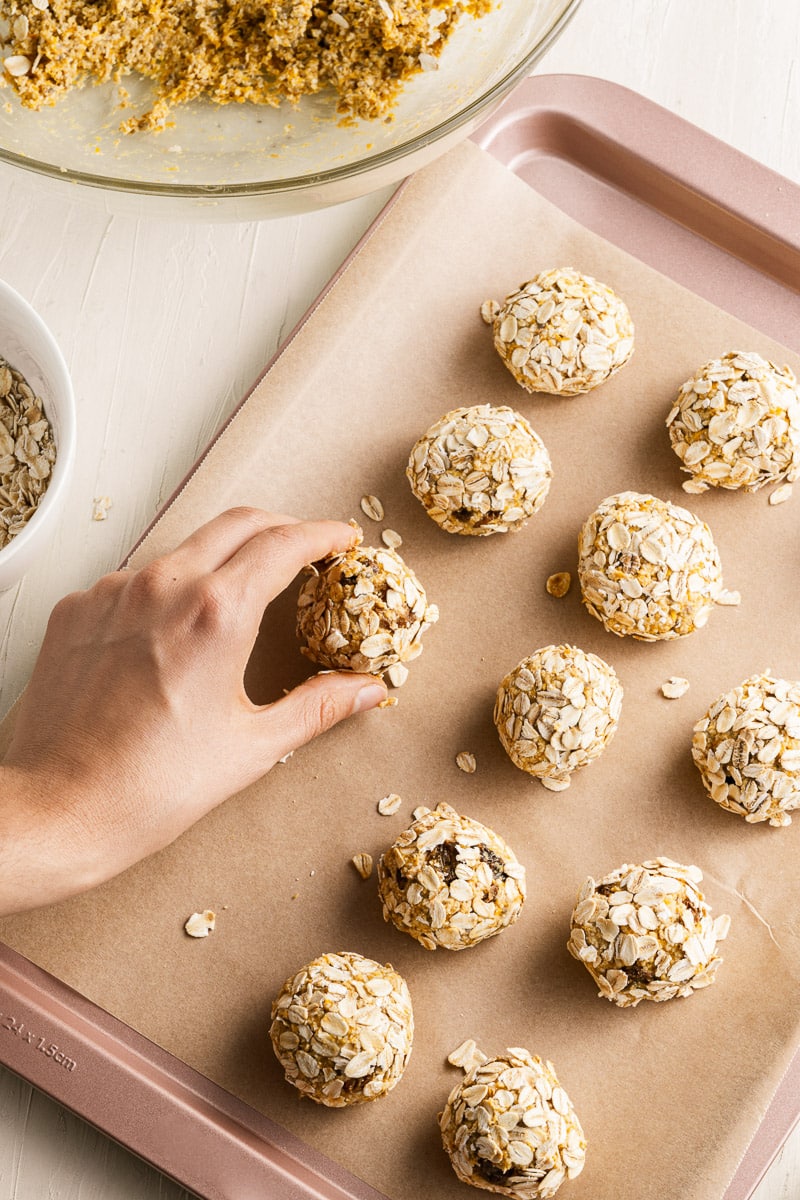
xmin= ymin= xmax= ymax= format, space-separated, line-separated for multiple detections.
xmin=215 ymin=518 xmax=359 ymax=620
xmin=257 ymin=672 xmax=387 ymax=761
xmin=163 ymin=507 xmax=301 ymax=576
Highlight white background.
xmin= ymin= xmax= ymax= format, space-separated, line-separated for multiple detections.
xmin=1 ymin=0 xmax=799 ymax=1196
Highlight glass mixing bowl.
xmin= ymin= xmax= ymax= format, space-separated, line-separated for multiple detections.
xmin=0 ymin=0 xmax=580 ymax=218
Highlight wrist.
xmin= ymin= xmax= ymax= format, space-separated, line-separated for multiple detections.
xmin=0 ymin=764 xmax=106 ymax=916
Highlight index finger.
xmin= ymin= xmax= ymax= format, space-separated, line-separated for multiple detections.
xmin=163 ymin=507 xmax=301 ymax=576
xmin=216 ymin=517 xmax=359 ymax=619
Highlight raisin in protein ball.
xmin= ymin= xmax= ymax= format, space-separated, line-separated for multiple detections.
xmin=567 ymin=858 xmax=730 ymax=1007
xmin=377 ymin=802 xmax=526 ymax=950
xmin=482 ymin=267 xmax=634 ymax=396
xmin=578 ymin=491 xmax=723 ymax=641
xmin=692 ymin=672 xmax=800 ymax=827
xmin=269 ymin=951 xmax=413 ymax=1106
xmin=406 ymin=404 xmax=552 ymax=536
xmin=493 ymin=645 xmax=623 ymax=791
xmin=667 ymin=351 xmax=800 ymax=493
xmin=439 ymin=1048 xmax=586 ymax=1198
xmin=296 ymin=531 xmax=438 ymax=674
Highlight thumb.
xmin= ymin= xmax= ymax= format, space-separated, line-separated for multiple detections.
xmin=259 ymin=672 xmax=388 ymax=762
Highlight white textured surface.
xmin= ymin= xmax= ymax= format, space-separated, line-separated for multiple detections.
xmin=1 ymin=1 xmax=799 ymax=1196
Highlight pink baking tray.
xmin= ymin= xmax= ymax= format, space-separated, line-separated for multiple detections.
xmin=2 ymin=74 xmax=799 ymax=1200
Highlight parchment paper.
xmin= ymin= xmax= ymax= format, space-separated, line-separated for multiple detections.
xmin=3 ymin=140 xmax=800 ymax=1200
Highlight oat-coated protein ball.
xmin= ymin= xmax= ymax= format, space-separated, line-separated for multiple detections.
xmin=493 ymin=645 xmax=623 ymax=791
xmin=577 ymin=491 xmax=723 ymax=641
xmin=296 ymin=529 xmax=438 ymax=674
xmin=482 ymin=267 xmax=634 ymax=396
xmin=692 ymin=672 xmax=800 ymax=827
xmin=667 ymin=351 xmax=800 ymax=492
xmin=406 ymin=404 xmax=552 ymax=536
xmin=269 ymin=951 xmax=414 ymax=1106
xmin=377 ymin=802 xmax=526 ymax=950
xmin=439 ymin=1047 xmax=586 ymax=1198
xmin=567 ymin=858 xmax=730 ymax=1007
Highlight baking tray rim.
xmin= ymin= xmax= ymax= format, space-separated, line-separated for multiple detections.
xmin=1 ymin=72 xmax=799 ymax=1200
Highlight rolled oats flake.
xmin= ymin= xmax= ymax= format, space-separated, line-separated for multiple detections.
xmin=184 ymin=910 xmax=216 ymax=937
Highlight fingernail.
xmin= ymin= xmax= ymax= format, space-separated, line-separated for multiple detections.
xmin=353 ymin=682 xmax=388 ymax=713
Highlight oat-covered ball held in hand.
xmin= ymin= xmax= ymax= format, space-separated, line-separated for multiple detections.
xmin=578 ymin=491 xmax=723 ymax=641
xmin=567 ymin=858 xmax=730 ymax=1007
xmin=296 ymin=528 xmax=438 ymax=674
xmin=269 ymin=951 xmax=413 ymax=1106
xmin=482 ymin=267 xmax=634 ymax=396
xmin=692 ymin=672 xmax=800 ymax=827
xmin=667 ymin=351 xmax=800 ymax=492
xmin=406 ymin=405 xmax=552 ymax=536
xmin=440 ymin=1047 xmax=586 ymax=1198
xmin=377 ymin=802 xmax=526 ymax=950
xmin=494 ymin=644 xmax=622 ymax=791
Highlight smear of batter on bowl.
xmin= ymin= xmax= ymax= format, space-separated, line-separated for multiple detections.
xmin=0 ymin=0 xmax=491 ymax=133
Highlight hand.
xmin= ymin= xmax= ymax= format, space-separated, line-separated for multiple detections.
xmin=0 ymin=508 xmax=387 ymax=915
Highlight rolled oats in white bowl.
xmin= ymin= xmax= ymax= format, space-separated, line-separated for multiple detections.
xmin=0 ymin=278 xmax=76 ymax=589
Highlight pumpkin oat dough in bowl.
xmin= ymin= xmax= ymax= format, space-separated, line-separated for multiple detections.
xmin=0 ymin=0 xmax=580 ymax=216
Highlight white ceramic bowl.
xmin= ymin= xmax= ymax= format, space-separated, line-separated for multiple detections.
xmin=0 ymin=279 xmax=76 ymax=590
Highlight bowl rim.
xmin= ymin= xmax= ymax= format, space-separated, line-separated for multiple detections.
xmin=0 ymin=276 xmax=77 ymax=569
xmin=0 ymin=0 xmax=581 ymax=199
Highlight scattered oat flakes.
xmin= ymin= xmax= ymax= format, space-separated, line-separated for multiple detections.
xmin=578 ymin=491 xmax=723 ymax=641
xmin=352 ymin=852 xmax=374 ymax=880
xmin=486 ymin=267 xmax=634 ymax=396
xmin=770 ymin=482 xmax=793 ymax=506
xmin=540 ymin=775 xmax=571 ymax=792
xmin=378 ymin=802 xmax=525 ymax=951
xmin=360 ymin=493 xmax=385 ymax=522
xmin=378 ymin=695 xmax=399 ymax=708
xmin=667 ymin=352 xmax=800 ymax=492
xmin=447 ymin=1037 xmax=487 ymax=1072
xmin=455 ymin=751 xmax=476 ymax=774
xmin=406 ymin=404 xmax=552 ymax=536
xmin=269 ymin=951 xmax=413 ymax=1107
xmin=440 ymin=1049 xmax=586 ymax=1196
xmin=568 ymin=857 xmax=729 ymax=1007
xmin=92 ymin=495 xmax=112 ymax=521
xmin=494 ymin=644 xmax=622 ymax=788
xmin=184 ymin=910 xmax=215 ymax=938
xmin=546 ymin=571 xmax=572 ymax=598
xmin=692 ymin=671 xmax=800 ymax=826
xmin=716 ymin=588 xmax=741 ymax=606
xmin=381 ymin=527 xmax=402 ymax=549
xmin=412 ymin=805 xmax=431 ymax=821
xmin=661 ymin=676 xmax=690 ymax=699
xmin=378 ymin=792 xmax=402 ymax=816
xmin=386 ymin=662 xmax=409 ymax=688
